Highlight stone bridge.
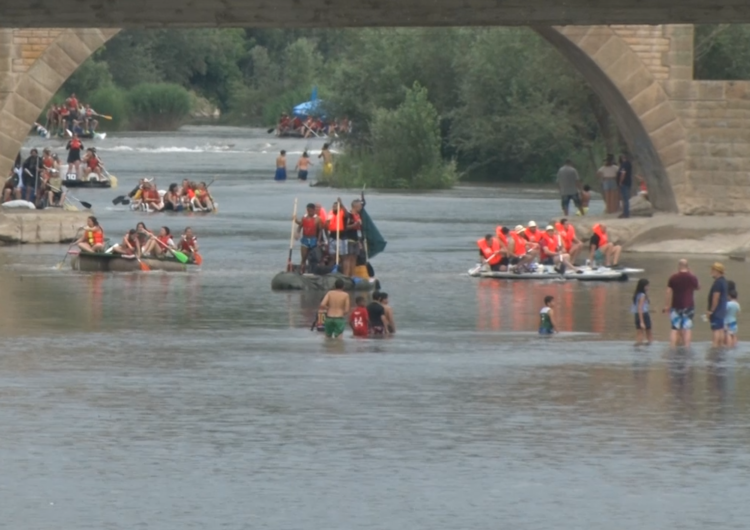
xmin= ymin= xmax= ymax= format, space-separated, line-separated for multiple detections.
xmin=1 ymin=25 xmax=749 ymax=214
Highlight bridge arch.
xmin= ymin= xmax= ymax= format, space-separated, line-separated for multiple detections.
xmin=0 ymin=25 xmax=721 ymax=213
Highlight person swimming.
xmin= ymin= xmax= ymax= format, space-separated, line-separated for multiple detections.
xmin=539 ymin=295 xmax=557 ymax=335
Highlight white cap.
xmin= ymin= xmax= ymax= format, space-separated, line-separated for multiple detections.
xmin=528 ymin=220 xmax=537 ymax=227
xmin=545 ymin=225 xmax=554 ymax=231
xmin=514 ymin=225 xmax=524 ymax=232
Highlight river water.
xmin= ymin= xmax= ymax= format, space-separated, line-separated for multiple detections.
xmin=2 ymin=126 xmax=749 ymax=529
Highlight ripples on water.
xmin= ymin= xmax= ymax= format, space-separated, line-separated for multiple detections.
xmin=2 ymin=127 xmax=749 ymax=529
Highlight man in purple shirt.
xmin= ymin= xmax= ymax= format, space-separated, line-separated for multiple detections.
xmin=663 ymin=259 xmax=700 ymax=348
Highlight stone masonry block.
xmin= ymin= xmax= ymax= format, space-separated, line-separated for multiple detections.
xmin=663 ymin=50 xmax=693 ymax=67
xmin=594 ymin=36 xmax=631 ymax=68
xmin=73 ymin=29 xmax=108 ymax=54
xmin=696 ymin=82 xmax=726 ymax=100
xmin=617 ymin=72 xmax=654 ymax=102
xmin=39 ymin=44 xmax=79 ymax=79
xmin=0 ymin=130 xmax=23 ymax=163
xmin=27 ymin=58 xmax=66 ymax=95
xmin=4 ymin=92 xmax=42 ymax=128
xmin=14 ymin=75 xmax=52 ymax=110
xmin=629 ymin=82 xmax=668 ymax=116
xmin=649 ymin=120 xmax=684 ymax=151
xmin=687 ymin=157 xmax=720 ymax=171
xmin=601 ymin=50 xmax=642 ymax=86
xmin=709 ymin=143 xmax=731 ymax=157
xmin=657 ymin=139 xmax=686 ymax=168
xmin=577 ymin=28 xmax=615 ymax=58
xmin=0 ymin=109 xmax=34 ymax=144
xmin=730 ymin=142 xmax=750 ymax=157
xmin=663 ymin=80 xmax=699 ymax=100
xmin=559 ymin=26 xmax=590 ymax=45
xmin=56 ymin=33 xmax=93 ymax=64
xmin=720 ymin=158 xmax=744 ymax=172
xmin=669 ymin=65 xmax=693 ymax=81
xmin=725 ymin=81 xmax=750 ymax=100
xmin=640 ymin=101 xmax=678 ymax=133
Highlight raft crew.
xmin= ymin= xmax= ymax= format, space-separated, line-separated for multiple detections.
xmin=76 ymin=216 xmax=105 ymax=253
xmin=129 ymin=180 xmax=215 ymax=212
xmin=112 ymin=228 xmax=142 ymax=258
xmin=142 ymin=226 xmax=176 ymax=257
xmin=179 ymin=227 xmax=199 ymax=259
xmin=46 ymin=93 xmax=104 ymax=137
xmin=588 ymin=223 xmax=623 ymax=268
xmin=81 ymin=148 xmax=104 ymax=182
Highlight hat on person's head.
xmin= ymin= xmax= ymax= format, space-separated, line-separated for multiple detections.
xmin=514 ymin=225 xmax=524 ymax=232
xmin=545 ymin=225 xmax=554 ymax=231
xmin=711 ymin=262 xmax=725 ymax=274
xmin=528 ymin=220 xmax=537 ymax=227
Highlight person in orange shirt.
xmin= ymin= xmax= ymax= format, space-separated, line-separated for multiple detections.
xmin=555 ymin=218 xmax=583 ymax=264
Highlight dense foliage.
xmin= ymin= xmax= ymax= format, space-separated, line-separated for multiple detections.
xmin=56 ymin=25 xmax=748 ymax=187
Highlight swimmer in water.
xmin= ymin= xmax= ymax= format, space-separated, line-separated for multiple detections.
xmin=539 ymin=295 xmax=557 ymax=335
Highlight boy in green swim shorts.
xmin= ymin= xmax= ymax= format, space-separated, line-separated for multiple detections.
xmin=319 ymin=278 xmax=350 ymax=338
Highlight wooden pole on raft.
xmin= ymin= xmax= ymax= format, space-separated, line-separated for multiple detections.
xmin=287 ymin=198 xmax=298 ymax=272
xmin=335 ymin=199 xmax=341 ymax=272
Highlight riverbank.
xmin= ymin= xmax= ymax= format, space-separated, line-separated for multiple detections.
xmin=573 ymin=214 xmax=750 ymax=258
xmin=0 ymin=209 xmax=89 ymax=245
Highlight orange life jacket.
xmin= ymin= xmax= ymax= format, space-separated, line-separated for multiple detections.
xmin=317 ymin=207 xmax=327 ymax=224
xmin=541 ymin=233 xmax=560 ymax=258
xmin=523 ymin=228 xmax=543 ymax=243
xmin=555 ymin=223 xmax=575 ymax=251
xmin=495 ymin=227 xmax=509 ymax=247
xmin=592 ymin=224 xmax=608 ymax=248
xmin=301 ymin=215 xmax=319 ymax=237
xmin=477 ymin=238 xmax=501 ymax=266
xmin=86 ymin=227 xmax=104 ymax=246
xmin=511 ymin=232 xmax=527 ymax=257
xmin=327 ymin=210 xmax=344 ymax=232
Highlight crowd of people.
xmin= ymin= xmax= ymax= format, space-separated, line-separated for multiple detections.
xmin=476 ymin=219 xmax=623 ymax=273
xmin=292 ymin=198 xmax=372 ymax=279
xmin=275 ymin=114 xmax=351 ymax=139
xmin=274 ymin=143 xmax=334 ymax=182
xmin=557 ymin=154 xmax=649 ymax=219
xmin=75 ymin=216 xmax=201 ymax=262
xmin=45 ymin=93 xmax=104 ymax=138
xmin=318 ymin=285 xmax=395 ymax=339
xmin=125 ymin=178 xmax=217 ymax=212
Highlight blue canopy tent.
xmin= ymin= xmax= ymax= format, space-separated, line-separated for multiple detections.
xmin=292 ymin=87 xmax=325 ymax=118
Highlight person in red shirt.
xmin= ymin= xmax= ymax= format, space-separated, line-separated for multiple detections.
xmin=349 ymin=296 xmax=370 ymax=337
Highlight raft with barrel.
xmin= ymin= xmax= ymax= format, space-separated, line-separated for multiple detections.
xmin=271 ymin=271 xmax=379 ymax=291
xmin=62 ymin=179 xmax=112 ymax=189
xmin=71 ymin=251 xmax=196 ymax=272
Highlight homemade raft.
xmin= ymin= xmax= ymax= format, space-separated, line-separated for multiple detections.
xmin=271 ymin=272 xmax=379 ymax=291
xmin=71 ymin=251 xmax=195 ymax=272
xmin=468 ymin=265 xmax=644 ymax=282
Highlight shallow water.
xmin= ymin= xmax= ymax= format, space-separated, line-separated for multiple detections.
xmin=2 ymin=126 xmax=750 ymax=529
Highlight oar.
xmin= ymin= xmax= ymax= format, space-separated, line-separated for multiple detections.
xmin=96 ymin=114 xmax=113 ymax=120
xmin=267 ymin=127 xmax=275 ymax=134
xmin=332 ymin=200 xmax=341 ymax=273
xmin=112 ymin=194 xmax=126 ymax=205
xmin=151 ymin=235 xmax=189 ymax=264
xmin=55 ymin=230 xmax=84 ymax=269
xmin=286 ymin=198 xmax=298 ymax=272
xmin=100 ymin=166 xmax=118 ymax=188
xmin=45 ymin=181 xmax=92 ymax=210
xmin=136 ymin=256 xmax=151 ymax=271
xmin=468 ymin=252 xmax=499 ymax=276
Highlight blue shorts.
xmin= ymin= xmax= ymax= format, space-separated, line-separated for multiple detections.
xmin=274 ymin=167 xmax=287 ymax=181
xmin=726 ymin=321 xmax=738 ymax=335
xmin=670 ymin=308 xmax=694 ymax=330
xmin=594 ymin=249 xmax=605 ymax=261
xmin=561 ymin=193 xmax=581 ymax=211
xmin=300 ymin=236 xmax=317 ymax=249
xmin=601 ymin=179 xmax=617 ymax=192
xmin=539 ymin=328 xmax=554 ymax=335
xmin=298 ymin=170 xmax=308 ymax=181
xmin=710 ymin=314 xmax=725 ymax=331
xmin=328 ymin=239 xmax=348 ymax=255
xmin=634 ymin=312 xmax=652 ymax=330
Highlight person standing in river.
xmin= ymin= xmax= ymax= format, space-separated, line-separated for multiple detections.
xmin=663 ymin=259 xmax=700 ymax=349
xmin=618 ymin=153 xmax=633 ymax=218
xmin=556 ymin=159 xmax=584 ymax=217
xmin=319 ymin=278 xmax=350 ymax=339
xmin=295 ymin=151 xmax=312 ymax=182
xmin=274 ymin=150 xmax=287 ymax=182
xmin=706 ymin=262 xmax=728 ymax=348
xmin=319 ymin=143 xmax=333 ymax=179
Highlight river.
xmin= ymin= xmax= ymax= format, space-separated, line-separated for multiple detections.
xmin=2 ymin=126 xmax=749 ymax=529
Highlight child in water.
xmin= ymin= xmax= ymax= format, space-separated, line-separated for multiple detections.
xmin=725 ymin=288 xmax=740 ymax=347
xmin=349 ymin=296 xmax=370 ymax=338
xmin=576 ymin=185 xmax=591 ymax=216
xmin=632 ymin=278 xmax=652 ymax=345
xmin=539 ymin=295 xmax=557 ymax=335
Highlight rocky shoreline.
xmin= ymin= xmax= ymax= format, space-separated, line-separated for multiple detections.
xmin=573 ymin=213 xmax=750 ymax=259
xmin=0 ymin=209 xmax=89 ymax=245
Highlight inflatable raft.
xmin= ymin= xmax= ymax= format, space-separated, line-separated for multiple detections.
xmin=468 ymin=264 xmax=644 ymax=282
xmin=63 ymin=179 xmax=112 ymax=189
xmin=71 ymin=251 xmax=195 ymax=272
xmin=271 ymin=271 xmax=379 ymax=291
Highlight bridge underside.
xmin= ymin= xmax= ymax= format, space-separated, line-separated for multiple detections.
xmin=1 ymin=0 xmax=750 ymax=27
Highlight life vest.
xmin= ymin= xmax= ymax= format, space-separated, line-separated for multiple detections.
xmin=327 ymin=210 xmax=345 ymax=232
xmin=592 ymin=224 xmax=608 ymax=248
xmin=301 ymin=215 xmax=319 ymax=237
xmin=511 ymin=232 xmax=527 ymax=257
xmin=43 ymin=157 xmax=54 ymax=169
xmin=85 ymin=227 xmax=104 ymax=246
xmin=477 ymin=238 xmax=501 ymax=266
xmin=157 ymin=235 xmax=172 ymax=247
xmin=144 ymin=189 xmax=160 ymax=201
xmin=187 ymin=189 xmax=195 ymax=200
xmin=70 ymin=139 xmax=82 ymax=151
xmin=523 ymin=228 xmax=543 ymax=243
xmin=555 ymin=223 xmax=574 ymax=251
xmin=317 ymin=207 xmax=327 ymax=224
xmin=180 ymin=235 xmax=197 ymax=252
xmin=494 ymin=227 xmax=509 ymax=247
xmin=87 ymin=156 xmax=99 ymax=170
xmin=541 ymin=234 xmax=560 ymax=258
xmin=353 ymin=264 xmax=370 ymax=279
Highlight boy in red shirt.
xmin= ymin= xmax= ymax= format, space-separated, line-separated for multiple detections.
xmin=349 ymin=296 xmax=370 ymax=337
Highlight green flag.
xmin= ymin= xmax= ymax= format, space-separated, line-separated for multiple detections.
xmin=360 ymin=206 xmax=386 ymax=260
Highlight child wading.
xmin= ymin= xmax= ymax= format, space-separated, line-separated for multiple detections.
xmin=632 ymin=278 xmax=652 ymax=345
xmin=725 ymin=288 xmax=740 ymax=348
xmin=539 ymin=295 xmax=557 ymax=335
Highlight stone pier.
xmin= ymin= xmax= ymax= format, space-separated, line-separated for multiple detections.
xmin=0 ymin=209 xmax=89 ymax=245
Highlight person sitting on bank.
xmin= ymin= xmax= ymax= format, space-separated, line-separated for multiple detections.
xmin=588 ymin=223 xmax=622 ymax=268
xmin=76 ymin=215 xmax=105 ymax=253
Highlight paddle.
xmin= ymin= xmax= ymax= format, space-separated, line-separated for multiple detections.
xmin=55 ymin=229 xmax=84 ymax=269
xmin=100 ymin=166 xmax=118 ymax=188
xmin=136 ymin=256 xmax=151 ymax=271
xmin=332 ymin=199 xmax=341 ymax=274
xmin=267 ymin=127 xmax=275 ymax=134
xmin=468 ymin=251 xmax=500 ymax=276
xmin=287 ymin=198 xmax=298 ymax=272
xmin=96 ymin=114 xmax=113 ymax=120
xmin=45 ymin=181 xmax=92 ymax=210
xmin=151 ymin=235 xmax=189 ymax=264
